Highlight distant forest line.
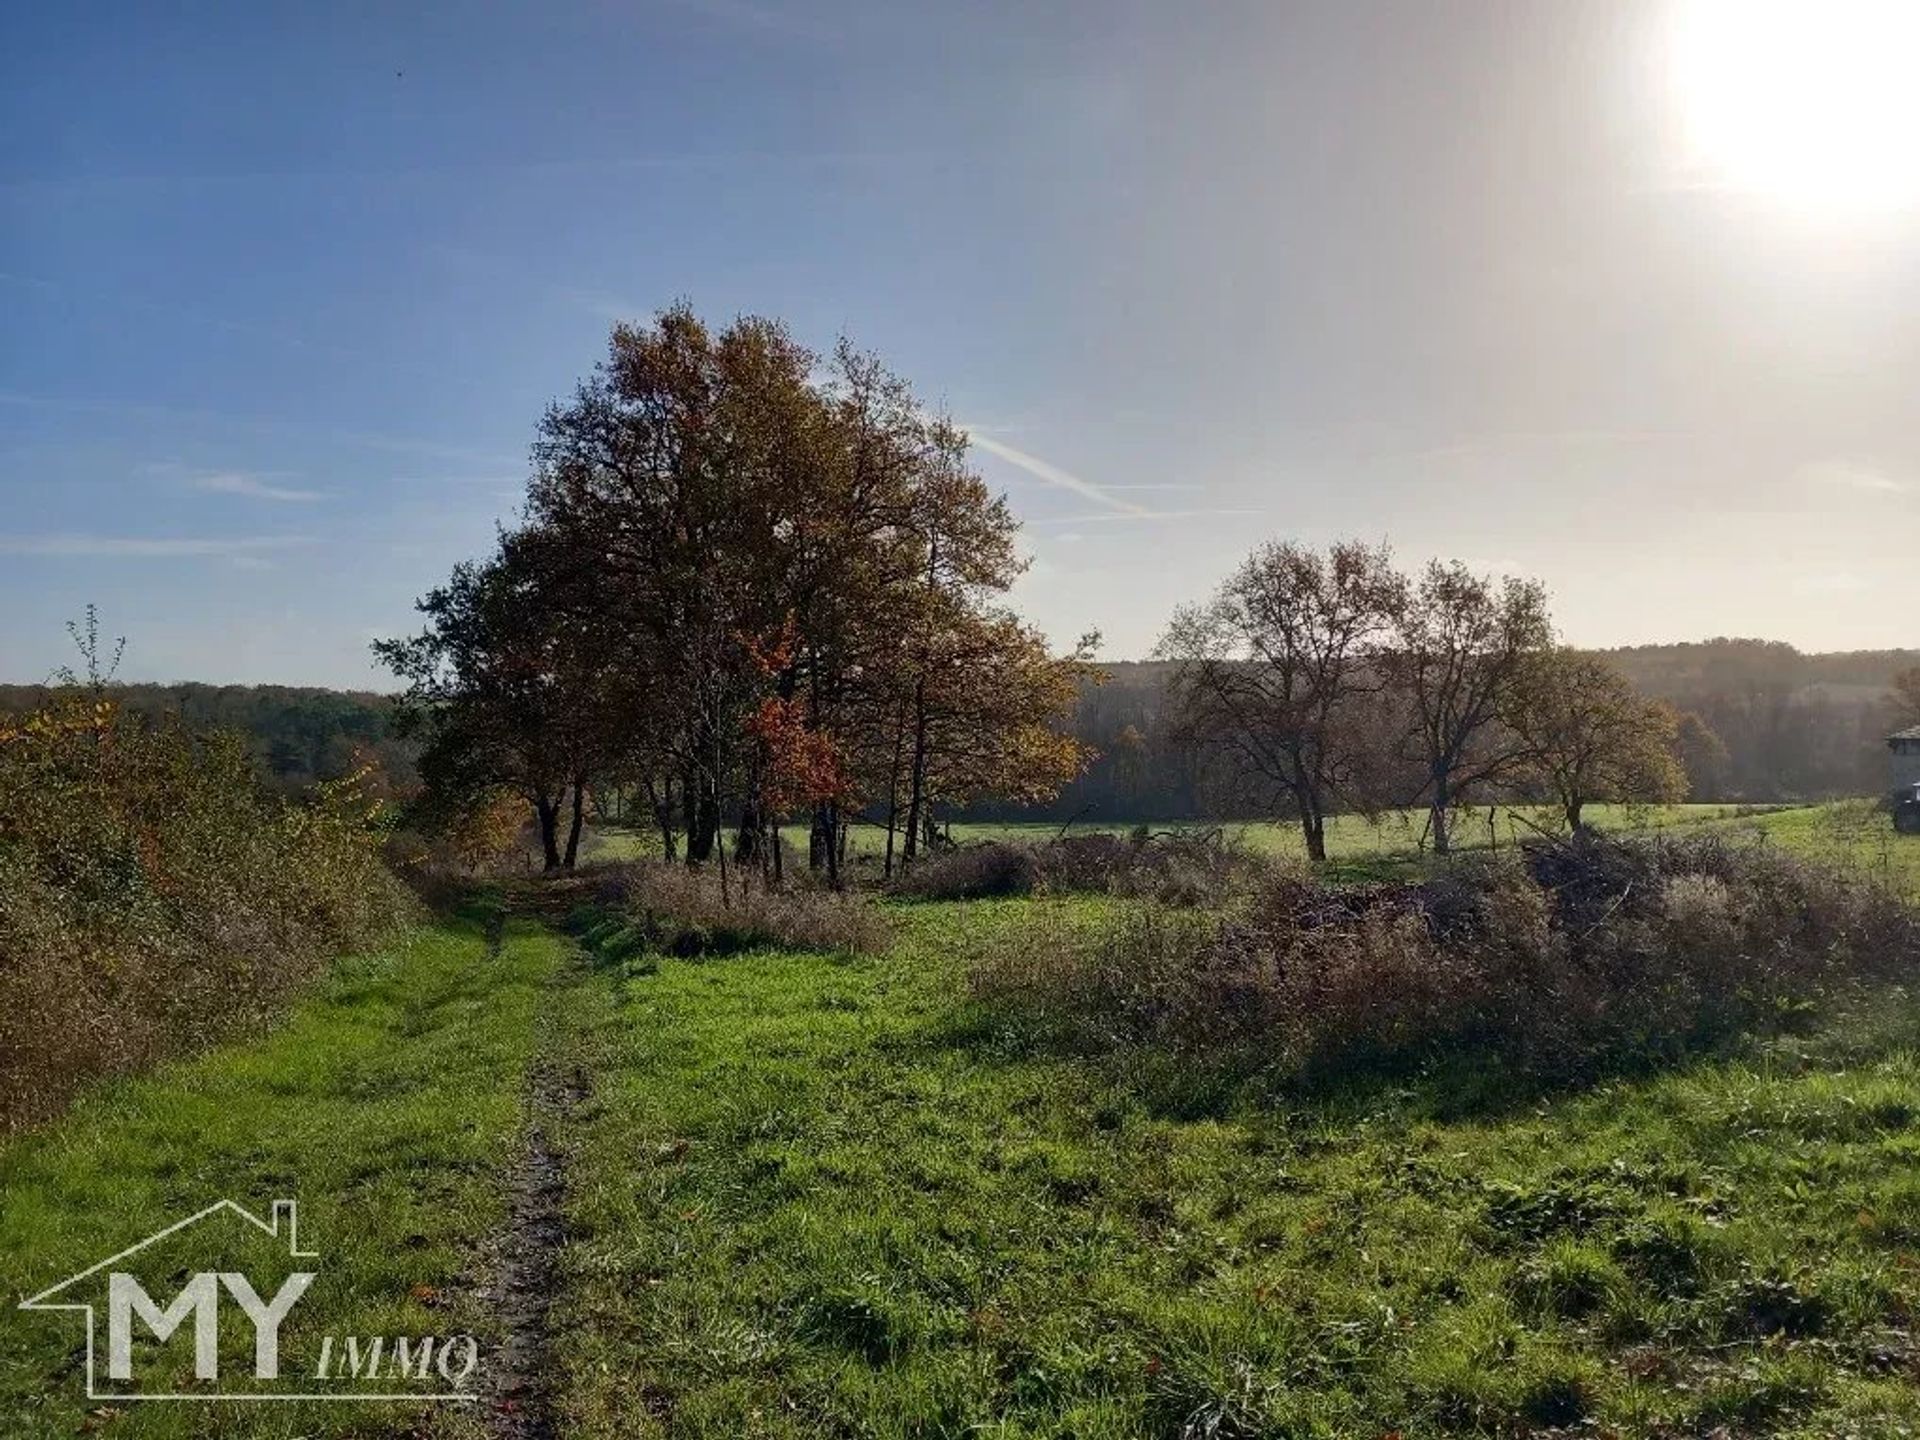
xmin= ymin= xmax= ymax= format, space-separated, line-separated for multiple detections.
xmin=4 ymin=636 xmax=1910 ymax=818
xmin=0 ymin=681 xmax=417 ymax=797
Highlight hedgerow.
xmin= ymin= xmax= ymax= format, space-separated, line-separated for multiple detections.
xmin=0 ymin=687 xmax=413 ymax=1128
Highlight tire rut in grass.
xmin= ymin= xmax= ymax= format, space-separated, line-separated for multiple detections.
xmin=479 ymin=922 xmax=588 ymax=1440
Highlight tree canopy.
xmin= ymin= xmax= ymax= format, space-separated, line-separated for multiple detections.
xmin=379 ymin=306 xmax=1093 ymax=874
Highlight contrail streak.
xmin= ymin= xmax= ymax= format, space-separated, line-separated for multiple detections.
xmin=963 ymin=430 xmax=1149 ymax=516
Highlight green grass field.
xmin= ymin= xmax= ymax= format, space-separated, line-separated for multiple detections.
xmin=591 ymin=799 xmax=1920 ymax=895
xmin=0 ymin=907 xmax=572 ymax=1437
xmin=553 ymin=899 xmax=1920 ymax=1436
xmin=4 ymin=807 xmax=1919 ymax=1435
xmin=593 ymin=802 xmax=1766 ymax=861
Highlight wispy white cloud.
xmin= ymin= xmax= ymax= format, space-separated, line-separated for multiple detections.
xmin=962 ymin=430 xmax=1148 ymax=516
xmin=194 ymin=472 xmax=329 ymax=503
xmin=1801 ymin=459 xmax=1912 ymax=495
xmin=0 ymin=534 xmax=315 ymax=558
xmin=551 ymin=285 xmax=645 ymax=323
xmin=0 ymin=148 xmax=918 ymax=200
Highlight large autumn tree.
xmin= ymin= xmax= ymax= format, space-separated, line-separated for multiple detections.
xmin=889 ymin=610 xmax=1096 ymax=873
xmin=387 ymin=304 xmax=1092 ymax=880
xmin=525 ymin=306 xmax=818 ymax=864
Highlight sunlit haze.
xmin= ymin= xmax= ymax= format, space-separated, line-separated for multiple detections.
xmin=1672 ymin=0 xmax=1920 ymax=212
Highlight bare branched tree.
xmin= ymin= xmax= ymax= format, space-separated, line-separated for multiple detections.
xmin=1158 ymin=540 xmax=1397 ymax=861
xmin=1380 ymin=560 xmax=1553 ymax=854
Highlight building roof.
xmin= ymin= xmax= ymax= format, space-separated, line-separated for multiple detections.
xmin=1892 ymin=725 xmax=1920 ymax=743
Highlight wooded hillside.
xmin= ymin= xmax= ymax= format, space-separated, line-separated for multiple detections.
xmin=1 ymin=637 xmax=1909 ymax=819
xmin=0 ymin=683 xmax=414 ymax=796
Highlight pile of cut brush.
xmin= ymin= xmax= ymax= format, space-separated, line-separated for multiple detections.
xmin=559 ymin=860 xmax=893 ymax=967
xmin=974 ymin=830 xmax=1920 ymax=1085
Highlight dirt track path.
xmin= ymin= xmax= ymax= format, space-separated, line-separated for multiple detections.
xmin=476 ymin=904 xmax=592 ymax=1440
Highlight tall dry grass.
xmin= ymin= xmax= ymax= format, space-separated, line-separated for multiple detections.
xmin=586 ymin=860 xmax=892 ymax=957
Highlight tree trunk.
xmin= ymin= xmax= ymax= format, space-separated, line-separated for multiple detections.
xmin=1429 ymin=775 xmax=1452 ymax=856
xmin=736 ymin=797 xmax=762 ymax=866
xmin=646 ymin=776 xmax=677 ymax=861
xmin=902 ymin=679 xmax=930 ymax=865
xmin=534 ymin=793 xmax=562 ymax=871
xmin=562 ymin=779 xmax=586 ymax=869
xmin=1567 ymin=796 xmax=1585 ymax=832
xmin=883 ymin=709 xmax=906 ymax=880
xmin=810 ymin=802 xmax=844 ymax=885
xmin=1301 ymin=806 xmax=1327 ymax=864
xmin=688 ymin=769 xmax=718 ymax=864
xmin=680 ymin=762 xmax=703 ymax=864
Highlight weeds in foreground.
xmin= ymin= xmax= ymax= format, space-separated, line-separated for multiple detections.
xmin=551 ymin=896 xmax=1920 ymax=1437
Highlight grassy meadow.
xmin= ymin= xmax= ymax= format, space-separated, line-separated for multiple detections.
xmin=0 ymin=907 xmax=569 ymax=1437
xmin=548 ymin=892 xmax=1920 ymax=1438
xmin=2 ymin=804 xmax=1917 ymax=1435
xmin=591 ymin=799 xmax=1920 ymax=895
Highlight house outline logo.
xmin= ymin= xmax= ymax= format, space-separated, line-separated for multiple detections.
xmin=18 ymin=1198 xmax=478 ymax=1403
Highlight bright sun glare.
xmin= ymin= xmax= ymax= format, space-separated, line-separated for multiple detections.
xmin=1672 ymin=0 xmax=1920 ymax=211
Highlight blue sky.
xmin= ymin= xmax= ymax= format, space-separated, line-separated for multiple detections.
xmin=3 ymin=1 xmax=1916 ymax=686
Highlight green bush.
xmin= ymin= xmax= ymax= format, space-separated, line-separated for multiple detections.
xmin=0 ymin=689 xmax=414 ymax=1128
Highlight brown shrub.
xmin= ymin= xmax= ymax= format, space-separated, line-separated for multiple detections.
xmin=890 ymin=842 xmax=1040 ymax=901
xmin=893 ymin=829 xmax=1252 ymax=906
xmin=972 ymin=831 xmax=1919 ymax=1086
xmin=590 ymin=860 xmax=891 ymax=957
